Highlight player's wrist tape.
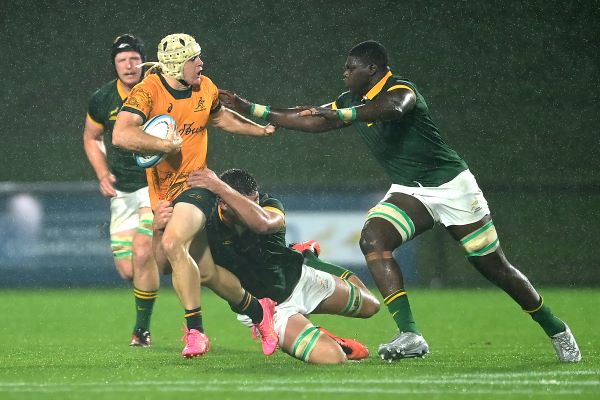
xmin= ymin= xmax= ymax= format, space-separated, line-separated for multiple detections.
xmin=336 ymin=107 xmax=357 ymax=121
xmin=250 ymin=103 xmax=270 ymax=119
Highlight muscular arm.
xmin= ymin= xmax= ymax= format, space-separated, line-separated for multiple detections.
xmin=219 ymin=89 xmax=345 ymax=133
xmin=209 ymin=106 xmax=274 ymax=137
xmin=82 ymin=116 xmax=116 ymax=197
xmin=112 ymin=110 xmax=180 ymax=153
xmin=219 ymin=87 xmax=416 ymax=131
xmin=187 ymin=168 xmax=284 ymax=235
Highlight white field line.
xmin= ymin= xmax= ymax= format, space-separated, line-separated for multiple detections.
xmin=0 ymin=371 xmax=598 ymax=395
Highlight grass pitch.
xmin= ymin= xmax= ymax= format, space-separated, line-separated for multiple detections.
xmin=0 ymin=288 xmax=598 ymax=400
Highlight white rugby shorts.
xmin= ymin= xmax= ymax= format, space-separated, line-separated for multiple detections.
xmin=237 ymin=264 xmax=336 ymax=345
xmin=385 ymin=169 xmax=490 ymax=227
xmin=109 ymin=186 xmax=152 ymax=234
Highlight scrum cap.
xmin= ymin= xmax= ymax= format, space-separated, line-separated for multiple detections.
xmin=157 ymin=33 xmax=201 ymax=80
xmin=111 ymin=34 xmax=146 ymax=65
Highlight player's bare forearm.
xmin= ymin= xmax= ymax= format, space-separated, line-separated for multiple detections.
xmin=219 ymin=89 xmax=342 ymax=133
xmin=268 ymin=108 xmax=344 ymax=132
xmin=113 ymin=111 xmax=181 ymax=153
xmin=211 ymin=107 xmax=275 ymax=137
xmin=187 ymin=168 xmax=283 ymax=234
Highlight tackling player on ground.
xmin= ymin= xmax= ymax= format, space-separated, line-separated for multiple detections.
xmin=154 ymin=167 xmax=380 ymax=363
xmin=83 ymin=34 xmax=158 ymax=347
xmin=113 ymin=33 xmax=277 ymax=358
xmin=218 ymin=40 xmax=581 ymax=363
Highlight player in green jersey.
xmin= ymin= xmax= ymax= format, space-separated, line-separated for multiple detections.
xmin=153 ymin=167 xmax=381 ymax=363
xmin=218 ymin=40 xmax=581 ymax=363
xmin=83 ymin=34 xmax=158 ymax=347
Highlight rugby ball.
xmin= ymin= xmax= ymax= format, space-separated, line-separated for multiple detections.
xmin=134 ymin=114 xmax=176 ymax=168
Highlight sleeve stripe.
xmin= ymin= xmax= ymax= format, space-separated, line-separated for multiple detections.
xmin=86 ymin=114 xmax=103 ymax=128
xmin=120 ymin=106 xmax=148 ymax=124
xmin=387 ymin=84 xmax=414 ymax=94
xmin=263 ymin=206 xmax=284 ymax=217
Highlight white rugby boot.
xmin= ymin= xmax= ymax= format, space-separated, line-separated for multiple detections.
xmin=378 ymin=331 xmax=429 ymax=361
xmin=551 ymin=325 xmax=581 ymax=362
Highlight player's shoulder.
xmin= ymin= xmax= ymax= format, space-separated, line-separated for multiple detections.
xmin=260 ymin=194 xmax=284 ymax=212
xmin=199 ymin=75 xmax=218 ymax=92
xmin=387 ymin=75 xmax=418 ymax=94
xmin=90 ymin=79 xmax=118 ymax=100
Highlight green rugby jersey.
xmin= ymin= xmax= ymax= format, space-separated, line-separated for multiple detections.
xmin=207 ymin=194 xmax=303 ymax=303
xmin=333 ymin=71 xmax=468 ymax=187
xmin=87 ymin=79 xmax=147 ymax=192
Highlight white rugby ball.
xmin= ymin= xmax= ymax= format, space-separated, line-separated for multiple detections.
xmin=134 ymin=114 xmax=176 ymax=168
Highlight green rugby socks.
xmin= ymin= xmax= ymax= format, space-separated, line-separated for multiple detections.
xmin=525 ymin=298 xmax=566 ymax=337
xmin=384 ymin=290 xmax=421 ymax=335
xmin=303 ymin=251 xmax=354 ymax=280
xmin=133 ymin=287 xmax=157 ymax=332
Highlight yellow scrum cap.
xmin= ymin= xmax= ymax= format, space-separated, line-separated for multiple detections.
xmin=157 ymin=33 xmax=201 ymax=80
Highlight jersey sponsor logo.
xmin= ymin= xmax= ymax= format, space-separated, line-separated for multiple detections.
xmin=108 ymin=106 xmax=120 ymax=121
xmin=167 ymin=103 xmax=173 ymax=113
xmin=178 ymin=122 xmax=204 ymax=136
xmin=193 ymin=97 xmax=206 ymax=112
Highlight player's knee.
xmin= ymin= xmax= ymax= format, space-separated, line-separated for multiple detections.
xmin=160 ymin=234 xmax=183 ymax=260
xmin=307 ymin=337 xmax=347 ymax=364
xmin=132 ymin=237 xmax=153 ymax=266
xmin=359 ymin=224 xmax=386 ymax=254
xmin=360 ymin=293 xmax=381 ymax=317
xmin=460 ymin=220 xmax=500 ymax=257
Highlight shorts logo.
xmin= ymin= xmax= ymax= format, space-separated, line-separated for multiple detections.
xmin=188 ymin=193 xmax=204 ymax=201
xmin=471 ymin=199 xmax=482 ymax=213
xmin=223 ymin=240 xmax=233 ymax=245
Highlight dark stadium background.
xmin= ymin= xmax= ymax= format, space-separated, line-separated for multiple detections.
xmin=1 ymin=0 xmax=598 ymax=286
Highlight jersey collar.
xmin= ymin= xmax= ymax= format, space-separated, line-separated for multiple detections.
xmin=362 ymin=70 xmax=393 ymax=101
xmin=116 ymin=79 xmax=129 ymax=100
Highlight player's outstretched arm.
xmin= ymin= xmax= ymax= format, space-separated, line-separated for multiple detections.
xmin=187 ymin=168 xmax=284 ymax=234
xmin=219 ymin=89 xmax=344 ymax=133
xmin=113 ymin=111 xmax=182 ymax=154
xmin=209 ymin=106 xmax=275 ymax=137
xmin=301 ymin=88 xmax=416 ymax=123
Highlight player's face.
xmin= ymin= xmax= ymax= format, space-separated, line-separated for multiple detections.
xmin=182 ymin=54 xmax=203 ymax=86
xmin=114 ymin=51 xmax=143 ymax=87
xmin=343 ymin=56 xmax=372 ymax=95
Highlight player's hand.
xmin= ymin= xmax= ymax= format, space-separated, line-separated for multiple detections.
xmin=219 ymin=89 xmax=252 ymax=112
xmin=298 ymin=107 xmax=337 ymax=120
xmin=187 ymin=167 xmax=221 ymax=192
xmin=99 ymin=173 xmax=117 ymax=197
xmin=153 ymin=200 xmax=173 ymax=230
xmin=263 ymin=124 xmax=276 ymax=136
xmin=165 ymin=122 xmax=182 ymax=153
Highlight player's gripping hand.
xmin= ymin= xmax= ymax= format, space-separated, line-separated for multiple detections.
xmin=165 ymin=122 xmax=182 ymax=153
xmin=187 ymin=167 xmax=222 ymax=192
xmin=219 ymin=89 xmax=252 ymax=113
xmin=263 ymin=124 xmax=276 ymax=136
xmin=99 ymin=172 xmax=117 ymax=198
xmin=153 ymin=200 xmax=173 ymax=230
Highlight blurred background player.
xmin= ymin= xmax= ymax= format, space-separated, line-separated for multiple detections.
xmin=178 ymin=167 xmax=380 ymax=364
xmin=113 ymin=33 xmax=276 ymax=358
xmin=218 ymin=40 xmax=581 ymax=363
xmin=83 ymin=34 xmax=158 ymax=347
